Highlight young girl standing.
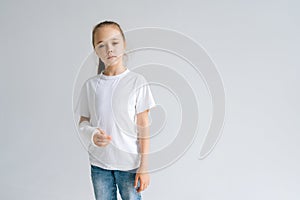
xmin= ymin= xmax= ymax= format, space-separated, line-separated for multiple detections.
xmin=76 ymin=21 xmax=156 ymax=200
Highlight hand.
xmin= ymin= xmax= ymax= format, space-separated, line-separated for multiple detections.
xmin=93 ymin=128 xmax=112 ymax=147
xmin=134 ymin=167 xmax=150 ymax=193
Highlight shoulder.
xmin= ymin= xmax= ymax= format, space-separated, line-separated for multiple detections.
xmin=86 ymin=74 xmax=99 ymax=82
xmin=83 ymin=74 xmax=100 ymax=87
xmin=125 ymin=71 xmax=148 ymax=84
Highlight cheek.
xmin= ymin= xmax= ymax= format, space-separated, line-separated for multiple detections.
xmin=95 ymin=48 xmax=106 ymax=59
xmin=115 ymin=45 xmax=124 ymax=55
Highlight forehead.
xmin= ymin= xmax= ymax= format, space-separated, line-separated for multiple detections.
xmin=94 ymin=26 xmax=123 ymax=43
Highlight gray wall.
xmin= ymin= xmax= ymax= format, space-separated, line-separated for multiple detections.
xmin=0 ymin=0 xmax=299 ymax=199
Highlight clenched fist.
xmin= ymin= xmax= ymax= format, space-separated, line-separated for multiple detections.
xmin=93 ymin=128 xmax=112 ymax=147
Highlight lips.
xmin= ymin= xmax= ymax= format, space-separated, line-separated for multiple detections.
xmin=107 ymin=55 xmax=116 ymax=59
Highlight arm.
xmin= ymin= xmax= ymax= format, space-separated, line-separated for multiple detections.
xmin=134 ymin=109 xmax=150 ymax=193
xmin=78 ymin=116 xmax=111 ymax=147
xmin=78 ymin=116 xmax=98 ymax=147
xmin=137 ymin=110 xmax=150 ymax=170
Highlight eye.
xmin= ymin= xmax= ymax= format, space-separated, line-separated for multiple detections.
xmin=112 ymin=42 xmax=119 ymax=45
xmin=98 ymin=44 xmax=104 ymax=48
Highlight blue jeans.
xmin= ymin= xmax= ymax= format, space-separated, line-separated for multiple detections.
xmin=90 ymin=165 xmax=142 ymax=200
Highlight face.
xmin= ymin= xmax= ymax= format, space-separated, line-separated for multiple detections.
xmin=93 ymin=26 xmax=126 ymax=67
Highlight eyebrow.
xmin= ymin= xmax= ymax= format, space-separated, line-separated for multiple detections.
xmin=96 ymin=37 xmax=119 ymax=44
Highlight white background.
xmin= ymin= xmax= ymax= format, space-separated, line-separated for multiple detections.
xmin=0 ymin=0 xmax=299 ymax=199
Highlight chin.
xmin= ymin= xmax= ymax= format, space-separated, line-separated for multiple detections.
xmin=107 ymin=58 xmax=121 ymax=66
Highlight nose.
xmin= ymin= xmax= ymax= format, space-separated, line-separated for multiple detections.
xmin=107 ymin=43 xmax=113 ymax=53
xmin=107 ymin=49 xmax=113 ymax=54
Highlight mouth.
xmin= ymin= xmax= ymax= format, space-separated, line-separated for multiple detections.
xmin=107 ymin=56 xmax=116 ymax=59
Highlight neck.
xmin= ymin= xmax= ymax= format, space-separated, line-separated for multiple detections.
xmin=103 ymin=63 xmax=127 ymax=76
xmin=103 ymin=67 xmax=127 ymax=76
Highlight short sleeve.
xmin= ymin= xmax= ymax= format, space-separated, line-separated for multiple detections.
xmin=135 ymin=76 xmax=156 ymax=114
xmin=75 ymin=81 xmax=90 ymax=118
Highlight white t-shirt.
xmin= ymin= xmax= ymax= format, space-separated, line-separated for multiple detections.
xmin=76 ymin=68 xmax=156 ymax=170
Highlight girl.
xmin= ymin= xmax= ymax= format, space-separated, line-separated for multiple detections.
xmin=76 ymin=21 xmax=156 ymax=200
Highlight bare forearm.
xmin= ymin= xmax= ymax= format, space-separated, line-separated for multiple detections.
xmin=135 ymin=110 xmax=151 ymax=190
xmin=136 ymin=110 xmax=150 ymax=170
xmin=138 ymin=125 xmax=150 ymax=169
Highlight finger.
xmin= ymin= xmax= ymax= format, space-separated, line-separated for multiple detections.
xmin=98 ymin=134 xmax=112 ymax=141
xmin=137 ymin=184 xmax=144 ymax=193
xmin=96 ymin=139 xmax=111 ymax=145
xmin=137 ymin=179 xmax=145 ymax=192
xmin=96 ymin=141 xmax=109 ymax=147
xmin=99 ymin=129 xmax=108 ymax=135
xmin=96 ymin=140 xmax=109 ymax=146
xmin=101 ymin=134 xmax=111 ymax=140
xmin=95 ymin=133 xmax=103 ymax=140
xmin=96 ymin=129 xmax=107 ymax=136
xmin=97 ymin=138 xmax=111 ymax=143
xmin=98 ymin=130 xmax=111 ymax=138
xmin=97 ymin=128 xmax=108 ymax=136
xmin=134 ymin=175 xmax=139 ymax=188
xmin=96 ymin=137 xmax=111 ymax=142
xmin=142 ymin=184 xmax=148 ymax=191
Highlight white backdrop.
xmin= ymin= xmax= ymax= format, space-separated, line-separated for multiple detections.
xmin=0 ymin=0 xmax=299 ymax=199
